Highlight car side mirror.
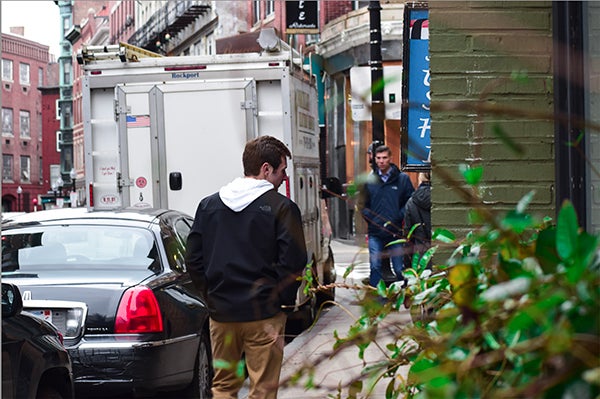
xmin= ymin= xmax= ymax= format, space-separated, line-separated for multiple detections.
xmin=321 ymin=177 xmax=343 ymax=199
xmin=2 ymin=283 xmax=23 ymax=318
xmin=169 ymin=172 xmax=182 ymax=191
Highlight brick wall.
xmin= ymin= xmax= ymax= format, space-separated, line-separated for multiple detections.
xmin=429 ymin=1 xmax=555 ymax=239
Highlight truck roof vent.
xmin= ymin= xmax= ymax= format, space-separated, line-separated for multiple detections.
xmin=257 ymin=28 xmax=281 ymax=53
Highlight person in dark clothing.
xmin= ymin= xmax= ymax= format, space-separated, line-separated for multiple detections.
xmin=360 ymin=145 xmax=415 ymax=287
xmin=403 ymin=172 xmax=432 ymax=270
xmin=186 ymin=136 xmax=307 ymax=399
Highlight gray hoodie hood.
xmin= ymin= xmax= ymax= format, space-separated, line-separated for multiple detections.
xmin=219 ymin=177 xmax=274 ymax=212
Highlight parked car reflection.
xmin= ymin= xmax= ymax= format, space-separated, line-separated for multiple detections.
xmin=2 ymin=282 xmax=74 ymax=399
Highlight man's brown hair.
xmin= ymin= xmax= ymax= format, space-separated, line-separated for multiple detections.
xmin=243 ymin=136 xmax=292 ymax=176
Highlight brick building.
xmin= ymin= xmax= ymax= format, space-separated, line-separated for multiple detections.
xmin=1 ymin=30 xmax=52 ymax=212
xmin=38 ymin=62 xmax=62 ymax=210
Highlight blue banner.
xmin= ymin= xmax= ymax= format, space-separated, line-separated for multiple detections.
xmin=402 ymin=7 xmax=430 ymax=170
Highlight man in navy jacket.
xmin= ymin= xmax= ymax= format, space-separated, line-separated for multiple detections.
xmin=186 ymin=136 xmax=307 ymax=399
xmin=360 ymin=145 xmax=414 ymax=287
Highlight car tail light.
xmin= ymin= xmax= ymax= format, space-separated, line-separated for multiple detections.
xmin=114 ymin=286 xmax=163 ymax=333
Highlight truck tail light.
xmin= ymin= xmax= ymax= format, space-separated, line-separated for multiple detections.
xmin=114 ymin=286 xmax=163 ymax=334
xmin=88 ymin=183 xmax=94 ymax=207
xmin=284 ymin=176 xmax=290 ymax=198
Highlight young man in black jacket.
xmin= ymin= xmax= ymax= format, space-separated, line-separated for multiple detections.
xmin=360 ymin=145 xmax=414 ymax=287
xmin=186 ymin=136 xmax=307 ymax=399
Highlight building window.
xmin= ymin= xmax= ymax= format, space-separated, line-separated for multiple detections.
xmin=56 ymin=131 xmax=62 ymax=152
xmin=266 ymin=1 xmax=274 ymax=16
xmin=19 ymin=63 xmax=30 ymax=85
xmin=352 ymin=1 xmax=369 ymax=10
xmin=20 ymin=111 xmax=30 ymax=138
xmin=38 ymin=67 xmax=44 ymax=87
xmin=63 ymin=16 xmax=70 ymax=36
xmin=2 ymin=108 xmax=13 ymax=136
xmin=62 ymin=103 xmax=72 ymax=128
xmin=3 ymin=154 xmax=13 ymax=182
xmin=62 ymin=60 xmax=71 ymax=85
xmin=2 ymin=59 xmax=13 ymax=82
xmin=253 ymin=1 xmax=261 ymax=25
xmin=20 ymin=155 xmax=30 ymax=183
xmin=39 ymin=156 xmax=43 ymax=184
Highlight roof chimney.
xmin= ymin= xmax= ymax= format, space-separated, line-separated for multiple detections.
xmin=10 ymin=27 xmax=25 ymax=36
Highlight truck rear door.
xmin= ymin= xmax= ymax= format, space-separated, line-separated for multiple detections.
xmin=115 ymin=79 xmax=258 ymax=216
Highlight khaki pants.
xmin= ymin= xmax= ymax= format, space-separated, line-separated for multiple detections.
xmin=209 ymin=312 xmax=286 ymax=399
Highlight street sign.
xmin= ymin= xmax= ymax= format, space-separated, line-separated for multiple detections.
xmin=285 ymin=1 xmax=319 ymax=34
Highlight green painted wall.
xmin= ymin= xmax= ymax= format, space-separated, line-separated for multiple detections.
xmin=429 ymin=1 xmax=555 ymax=243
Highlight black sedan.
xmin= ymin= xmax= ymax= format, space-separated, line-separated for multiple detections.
xmin=1 ymin=208 xmax=213 ymax=398
xmin=2 ymin=282 xmax=74 ymax=399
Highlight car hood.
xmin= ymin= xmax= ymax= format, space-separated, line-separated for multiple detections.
xmin=2 ymin=268 xmax=156 ymax=336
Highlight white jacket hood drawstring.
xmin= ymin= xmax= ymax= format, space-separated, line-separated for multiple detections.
xmin=219 ymin=177 xmax=274 ymax=212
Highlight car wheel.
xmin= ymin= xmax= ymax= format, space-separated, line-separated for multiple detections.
xmin=37 ymin=386 xmax=64 ymax=399
xmin=180 ymin=331 xmax=213 ymax=399
xmin=316 ymin=246 xmax=336 ymax=308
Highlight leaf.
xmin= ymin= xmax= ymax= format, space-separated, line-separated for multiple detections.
xmin=535 ymin=226 xmax=560 ymax=273
xmin=346 ymin=182 xmax=358 ymax=197
xmin=481 ymin=277 xmax=531 ymax=301
xmin=502 ymin=210 xmax=534 ymax=234
xmin=511 ymin=69 xmax=530 ymax=83
xmin=385 ymin=238 xmax=406 ymax=247
xmin=516 ymin=190 xmax=536 ymax=214
xmin=492 ymin=123 xmax=525 ymax=155
xmin=556 ymin=200 xmax=579 ymax=262
xmin=448 ymin=263 xmax=477 ymax=308
xmin=459 ymin=164 xmax=484 ymax=185
xmin=433 ymin=228 xmax=455 ymax=243
xmin=213 ymin=359 xmax=231 ymax=370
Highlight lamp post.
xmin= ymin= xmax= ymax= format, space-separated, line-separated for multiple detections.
xmin=69 ymin=168 xmax=77 ymax=207
xmin=16 ymin=186 xmax=23 ymax=212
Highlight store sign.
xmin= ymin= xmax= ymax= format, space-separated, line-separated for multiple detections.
xmin=401 ymin=5 xmax=430 ymax=171
xmin=286 ymin=1 xmax=319 ymax=34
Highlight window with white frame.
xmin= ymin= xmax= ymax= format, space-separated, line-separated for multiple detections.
xmin=20 ymin=111 xmax=30 ymax=138
xmin=56 ymin=131 xmax=62 ymax=152
xmin=50 ymin=164 xmax=60 ymax=186
xmin=56 ymin=99 xmax=61 ymax=120
xmin=62 ymin=60 xmax=71 ymax=85
xmin=2 ymin=59 xmax=13 ymax=81
xmin=3 ymin=154 xmax=13 ymax=182
xmin=253 ymin=1 xmax=261 ymax=25
xmin=63 ymin=16 xmax=70 ymax=36
xmin=38 ymin=67 xmax=44 ymax=87
xmin=2 ymin=108 xmax=13 ymax=136
xmin=20 ymin=155 xmax=30 ymax=183
xmin=266 ymin=1 xmax=275 ymax=16
xmin=19 ymin=63 xmax=30 ymax=85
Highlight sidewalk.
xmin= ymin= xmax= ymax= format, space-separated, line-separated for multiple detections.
xmin=276 ymin=239 xmax=412 ymax=398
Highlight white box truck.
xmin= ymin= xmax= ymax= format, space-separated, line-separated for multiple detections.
xmin=79 ymin=33 xmax=336 ymax=330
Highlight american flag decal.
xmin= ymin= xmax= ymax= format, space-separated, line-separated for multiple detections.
xmin=126 ymin=115 xmax=151 ymax=128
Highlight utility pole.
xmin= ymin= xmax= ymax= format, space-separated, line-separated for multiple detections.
xmin=369 ymin=1 xmax=385 ymax=145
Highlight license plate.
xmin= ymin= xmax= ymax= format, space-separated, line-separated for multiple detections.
xmin=31 ymin=309 xmax=52 ymax=323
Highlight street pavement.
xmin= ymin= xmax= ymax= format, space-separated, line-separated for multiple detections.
xmin=256 ymin=238 xmax=412 ymax=398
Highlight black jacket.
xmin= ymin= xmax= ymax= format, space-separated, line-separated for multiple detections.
xmin=186 ymin=189 xmax=307 ymax=322
xmin=360 ymin=164 xmax=415 ymax=241
xmin=404 ymin=182 xmax=432 ymax=265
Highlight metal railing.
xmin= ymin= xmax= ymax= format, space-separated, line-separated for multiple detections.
xmin=129 ymin=0 xmax=211 ymax=51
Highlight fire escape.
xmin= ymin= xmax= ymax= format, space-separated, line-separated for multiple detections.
xmin=129 ymin=0 xmax=211 ymax=53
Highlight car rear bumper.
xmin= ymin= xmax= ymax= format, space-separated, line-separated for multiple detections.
xmin=68 ymin=333 xmax=199 ymax=396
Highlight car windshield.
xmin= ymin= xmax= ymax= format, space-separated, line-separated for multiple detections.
xmin=2 ymin=225 xmax=159 ymax=272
